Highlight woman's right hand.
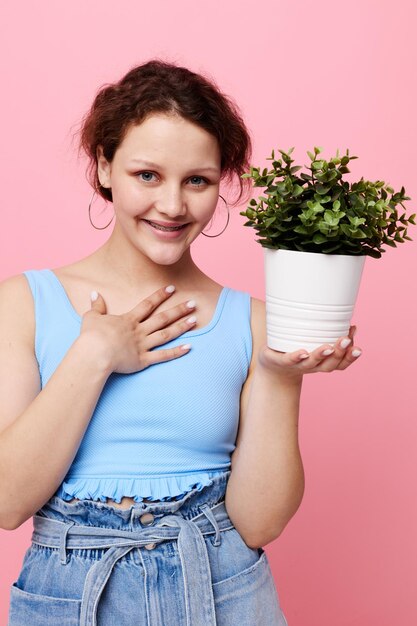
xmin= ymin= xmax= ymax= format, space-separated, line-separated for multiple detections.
xmin=79 ymin=286 xmax=196 ymax=375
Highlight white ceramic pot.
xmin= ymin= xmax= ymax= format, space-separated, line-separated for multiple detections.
xmin=264 ymin=248 xmax=366 ymax=352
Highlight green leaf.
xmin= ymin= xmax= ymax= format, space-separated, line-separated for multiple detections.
xmin=322 ymin=243 xmax=343 ymax=253
xmin=293 ymin=225 xmax=310 ymax=235
xmin=354 ymin=229 xmax=367 ymax=238
xmin=313 ymin=233 xmax=328 ymax=244
xmin=366 ymin=248 xmax=382 ymax=258
xmin=324 ymin=210 xmax=338 ymax=224
xmin=307 ymin=151 xmax=315 ymax=161
xmin=326 ymin=169 xmax=339 ymax=182
xmin=340 ymin=224 xmax=352 ymax=237
xmin=292 ymin=184 xmax=304 ymax=197
xmin=315 ymin=184 xmax=331 ymax=195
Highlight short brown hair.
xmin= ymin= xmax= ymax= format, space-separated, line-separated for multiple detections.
xmin=76 ymin=58 xmax=253 ymax=207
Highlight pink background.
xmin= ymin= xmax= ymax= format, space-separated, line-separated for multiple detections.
xmin=1 ymin=1 xmax=416 ymax=624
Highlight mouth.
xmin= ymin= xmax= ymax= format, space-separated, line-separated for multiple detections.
xmin=142 ymin=219 xmax=190 ymax=232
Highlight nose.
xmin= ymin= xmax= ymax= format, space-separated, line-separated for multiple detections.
xmin=156 ymin=184 xmax=187 ymax=218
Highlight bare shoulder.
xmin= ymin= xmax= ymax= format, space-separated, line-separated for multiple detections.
xmin=0 ymin=272 xmax=34 ymax=297
xmin=0 ymin=273 xmax=35 ymax=344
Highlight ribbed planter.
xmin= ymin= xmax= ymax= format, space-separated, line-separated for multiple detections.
xmin=264 ymin=248 xmax=366 ymax=352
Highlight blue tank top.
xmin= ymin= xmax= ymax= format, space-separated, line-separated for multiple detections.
xmin=23 ymin=269 xmax=253 ymax=503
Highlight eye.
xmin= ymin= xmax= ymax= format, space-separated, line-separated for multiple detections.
xmin=188 ymin=176 xmax=208 ymax=187
xmin=136 ymin=171 xmax=209 ymax=186
xmin=137 ymin=171 xmax=157 ymax=182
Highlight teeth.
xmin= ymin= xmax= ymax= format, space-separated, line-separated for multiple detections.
xmin=147 ymin=221 xmax=185 ymax=232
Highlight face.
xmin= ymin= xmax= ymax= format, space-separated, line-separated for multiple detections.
xmin=97 ymin=113 xmax=222 ymax=266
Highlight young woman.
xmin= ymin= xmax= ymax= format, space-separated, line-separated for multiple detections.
xmin=1 ymin=59 xmax=361 ymax=626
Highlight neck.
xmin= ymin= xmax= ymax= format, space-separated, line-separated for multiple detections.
xmin=93 ymin=231 xmax=206 ymax=291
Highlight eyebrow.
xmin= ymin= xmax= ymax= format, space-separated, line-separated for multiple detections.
xmin=129 ymin=159 xmax=220 ymax=173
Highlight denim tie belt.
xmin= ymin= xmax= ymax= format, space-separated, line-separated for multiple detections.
xmin=31 ymin=500 xmax=234 ymax=626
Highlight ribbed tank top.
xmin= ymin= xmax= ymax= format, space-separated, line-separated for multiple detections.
xmin=23 ymin=269 xmax=253 ymax=503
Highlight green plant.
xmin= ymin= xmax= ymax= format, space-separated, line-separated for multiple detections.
xmin=240 ymin=147 xmax=415 ymax=258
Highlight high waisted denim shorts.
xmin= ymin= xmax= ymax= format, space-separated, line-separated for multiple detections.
xmin=8 ymin=470 xmax=288 ymax=625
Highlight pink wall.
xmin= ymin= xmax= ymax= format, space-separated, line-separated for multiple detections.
xmin=1 ymin=1 xmax=416 ymax=624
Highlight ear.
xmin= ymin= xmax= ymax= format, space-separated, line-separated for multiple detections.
xmin=96 ymin=145 xmax=112 ymax=189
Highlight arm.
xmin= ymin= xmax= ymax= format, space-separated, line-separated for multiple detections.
xmin=0 ymin=275 xmax=112 ymax=529
xmin=225 ymin=298 xmax=304 ymax=549
xmin=225 ymin=297 xmax=360 ymax=549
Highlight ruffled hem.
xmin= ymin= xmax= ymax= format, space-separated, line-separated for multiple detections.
xmin=54 ymin=470 xmax=227 ymax=503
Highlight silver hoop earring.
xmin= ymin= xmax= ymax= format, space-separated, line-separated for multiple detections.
xmin=88 ymin=188 xmax=115 ymax=230
xmin=201 ymin=195 xmax=230 ymax=238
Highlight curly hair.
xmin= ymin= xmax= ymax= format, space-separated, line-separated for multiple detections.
xmin=76 ymin=58 xmax=253 ymax=207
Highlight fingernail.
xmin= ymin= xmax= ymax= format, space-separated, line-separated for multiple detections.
xmin=186 ymin=300 xmax=196 ymax=309
xmin=90 ymin=290 xmax=98 ymax=301
xmin=165 ymin=285 xmax=176 ymax=293
xmin=322 ymin=348 xmax=334 ymax=356
xmin=181 ymin=344 xmax=191 ymax=351
xmin=187 ymin=316 xmax=197 ymax=324
xmin=299 ymin=353 xmax=310 ymax=360
xmin=352 ymin=349 xmax=362 ymax=357
xmin=340 ymin=338 xmax=352 ymax=349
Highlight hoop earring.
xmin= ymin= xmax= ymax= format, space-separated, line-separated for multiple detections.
xmin=201 ymin=195 xmax=230 ymax=238
xmin=88 ymin=187 xmax=115 ymax=230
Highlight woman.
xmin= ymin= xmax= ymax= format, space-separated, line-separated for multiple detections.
xmin=1 ymin=59 xmax=361 ymax=625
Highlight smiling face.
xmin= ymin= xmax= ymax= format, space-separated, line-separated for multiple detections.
xmin=97 ymin=113 xmax=222 ymax=266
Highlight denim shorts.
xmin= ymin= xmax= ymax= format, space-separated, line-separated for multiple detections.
xmin=8 ymin=470 xmax=288 ymax=625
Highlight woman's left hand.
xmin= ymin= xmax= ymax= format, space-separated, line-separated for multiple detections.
xmin=258 ymin=324 xmax=361 ymax=382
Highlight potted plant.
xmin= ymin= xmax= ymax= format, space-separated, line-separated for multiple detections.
xmin=240 ymin=147 xmax=415 ymax=352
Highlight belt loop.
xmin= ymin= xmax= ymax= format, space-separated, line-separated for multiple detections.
xmin=199 ymin=503 xmax=221 ymax=546
xmin=60 ymin=521 xmax=75 ymax=565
